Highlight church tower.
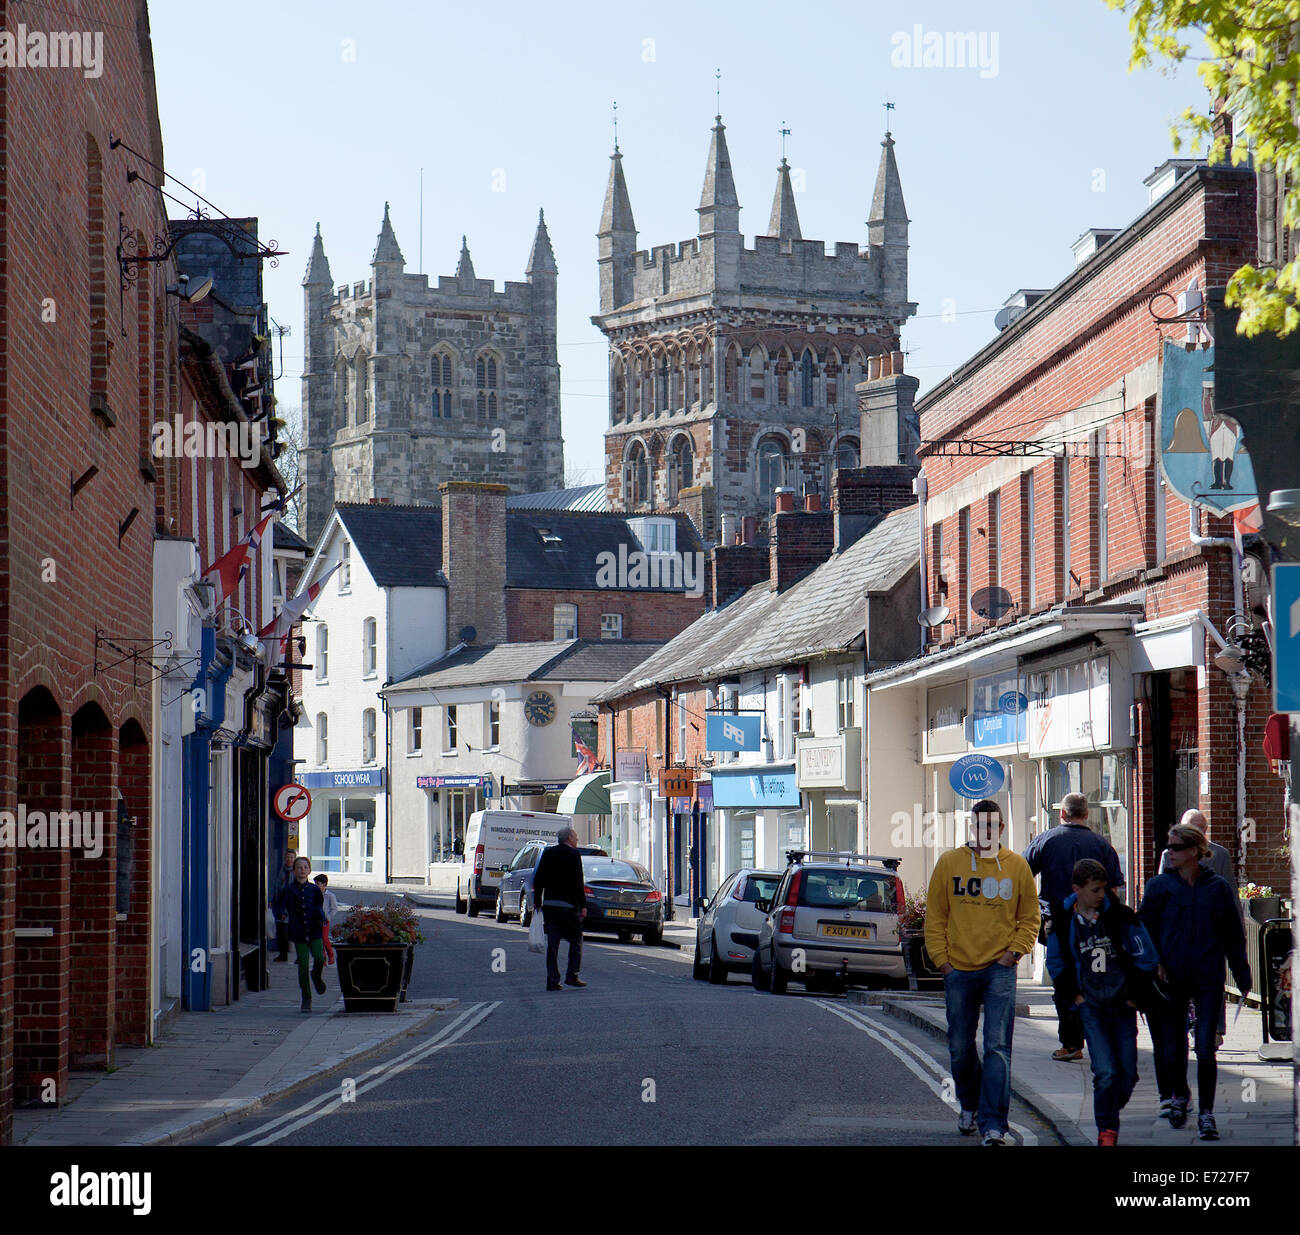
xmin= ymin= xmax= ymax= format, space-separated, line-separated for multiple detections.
xmin=301 ymin=206 xmax=564 ymax=546
xmin=594 ymin=119 xmax=916 ymax=542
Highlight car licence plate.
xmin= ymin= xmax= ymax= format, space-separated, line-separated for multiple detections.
xmin=820 ymin=923 xmax=874 ymax=939
xmin=607 ymin=909 xmax=637 ymax=919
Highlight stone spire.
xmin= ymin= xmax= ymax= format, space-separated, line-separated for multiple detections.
xmin=526 ymin=208 xmax=557 ymax=278
xmin=304 ymin=221 xmax=332 ymax=286
xmin=697 ymin=114 xmax=740 ymax=235
xmin=372 ymin=201 xmax=405 ymax=265
xmin=599 ymin=147 xmax=637 ymax=238
xmin=456 ymin=235 xmax=476 ymax=284
xmin=867 ymin=132 xmax=908 ymax=247
xmin=766 ymin=158 xmax=802 ymax=242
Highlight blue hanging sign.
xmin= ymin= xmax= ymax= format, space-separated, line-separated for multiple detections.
xmin=706 ymin=713 xmax=761 ymax=752
xmin=948 ymin=754 xmax=1005 ymax=799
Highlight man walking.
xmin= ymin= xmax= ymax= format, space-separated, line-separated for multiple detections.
xmin=926 ymin=799 xmax=1040 ymax=1145
xmin=271 ymin=848 xmax=296 ymax=962
xmin=533 ymin=825 xmax=587 ymax=991
xmin=1023 ymin=792 xmax=1124 ymax=1061
xmin=1139 ymin=821 xmax=1251 ymax=1139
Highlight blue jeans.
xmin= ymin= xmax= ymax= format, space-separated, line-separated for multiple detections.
xmin=1078 ymin=1001 xmax=1139 ymax=1133
xmin=943 ymin=962 xmax=1016 ymax=1136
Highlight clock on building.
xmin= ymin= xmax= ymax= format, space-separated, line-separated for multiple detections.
xmin=524 ymin=690 xmax=557 ymax=726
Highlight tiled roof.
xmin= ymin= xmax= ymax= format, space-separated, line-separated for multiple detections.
xmin=334 ymin=503 xmax=447 ymax=588
xmin=273 ymin=522 xmax=311 ymax=552
xmin=593 ymin=506 xmax=918 ymax=700
xmin=389 ymin=639 xmax=666 ymax=691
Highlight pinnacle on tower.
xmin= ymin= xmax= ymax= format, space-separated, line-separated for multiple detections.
xmin=599 ymin=147 xmax=637 ymax=239
xmin=697 ymin=114 xmax=740 ymax=233
xmin=867 ymin=132 xmax=909 ymax=246
xmin=304 ymin=221 xmax=333 ymax=286
xmin=766 ymin=158 xmax=802 ymax=242
xmin=526 ymin=208 xmax=557 ymax=277
xmin=372 ymin=201 xmax=405 ymax=265
xmin=456 ymin=235 xmax=476 ymax=283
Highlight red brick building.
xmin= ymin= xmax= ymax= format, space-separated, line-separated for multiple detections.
xmin=0 ymin=0 xmax=175 ymax=1143
xmin=865 ymin=155 xmax=1285 ymax=902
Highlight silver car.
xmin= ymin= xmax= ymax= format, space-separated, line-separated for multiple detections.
xmin=751 ymin=850 xmax=906 ymax=993
xmin=693 ymin=868 xmax=783 ymax=984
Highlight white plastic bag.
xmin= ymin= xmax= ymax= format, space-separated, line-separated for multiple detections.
xmin=527 ymin=904 xmax=545 ymax=953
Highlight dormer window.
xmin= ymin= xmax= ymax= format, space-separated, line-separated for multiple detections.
xmin=630 ymin=517 xmax=675 ymax=556
xmin=536 ymin=528 xmax=562 ymax=548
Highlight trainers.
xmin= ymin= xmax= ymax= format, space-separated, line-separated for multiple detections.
xmin=1169 ymin=1098 xmax=1189 ymax=1129
xmin=300 ymin=998 xmax=312 ymax=1013
xmin=957 ymin=1109 xmax=977 ymax=1136
xmin=1097 ymin=1129 xmax=1119 ymax=1146
xmin=982 ymin=1130 xmax=1007 ymax=1146
xmin=1198 ymin=1111 xmax=1219 ymax=1140
xmin=1158 ymin=1098 xmax=1173 ymax=1120
xmin=1052 ymin=1046 xmax=1084 ymax=1062
xmin=564 ymin=976 xmax=587 ymax=987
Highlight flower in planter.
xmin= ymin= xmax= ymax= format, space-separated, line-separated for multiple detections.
xmin=899 ymin=888 xmax=926 ymax=932
xmin=1239 ymin=883 xmax=1275 ymax=900
xmin=334 ymin=898 xmax=426 ymax=946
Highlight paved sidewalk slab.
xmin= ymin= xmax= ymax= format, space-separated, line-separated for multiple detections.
xmin=13 ymin=958 xmax=459 ymax=1147
xmin=880 ymin=985 xmax=1293 ymax=1147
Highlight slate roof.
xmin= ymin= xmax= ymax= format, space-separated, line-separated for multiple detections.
xmin=334 ymin=503 xmax=448 ymax=588
xmin=507 ymin=484 xmax=608 ymax=512
xmin=593 ymin=505 xmax=918 ymax=701
xmin=388 ymin=639 xmax=666 ymax=691
xmin=273 ymin=522 xmax=311 ymax=552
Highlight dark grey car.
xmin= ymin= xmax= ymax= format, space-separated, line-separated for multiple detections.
xmin=496 ymin=841 xmax=607 ymax=925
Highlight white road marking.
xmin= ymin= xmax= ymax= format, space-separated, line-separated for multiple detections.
xmin=815 ymin=1000 xmax=1039 ymax=1146
xmin=219 ymin=1001 xmax=498 ymax=1146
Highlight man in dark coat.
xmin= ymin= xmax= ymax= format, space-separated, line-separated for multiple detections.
xmin=533 ymin=826 xmax=587 ymax=991
xmin=1139 ymin=822 xmax=1251 ymax=1141
xmin=1022 ymin=792 xmax=1125 ymax=1061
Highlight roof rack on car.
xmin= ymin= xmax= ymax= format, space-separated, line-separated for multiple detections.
xmin=785 ymin=849 xmax=902 ymax=872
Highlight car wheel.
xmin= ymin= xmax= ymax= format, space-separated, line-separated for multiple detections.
xmin=770 ymin=946 xmax=790 ymax=994
xmin=643 ymin=926 xmax=663 ymax=946
xmin=708 ymin=937 xmax=728 ymax=984
xmin=692 ymin=930 xmax=709 ymax=980
xmin=466 ymin=891 xmax=480 ymax=918
xmin=495 ymin=892 xmax=508 ymax=923
xmin=454 ymin=883 xmax=467 ymax=915
xmin=751 ymin=949 xmax=771 ymax=992
xmin=520 ymin=894 xmax=532 ymax=928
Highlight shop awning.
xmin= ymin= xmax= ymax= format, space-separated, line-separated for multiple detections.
xmin=556 ymin=771 xmax=611 ymax=815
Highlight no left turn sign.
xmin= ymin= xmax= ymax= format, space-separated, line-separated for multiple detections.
xmin=274 ymin=782 xmax=312 ymax=823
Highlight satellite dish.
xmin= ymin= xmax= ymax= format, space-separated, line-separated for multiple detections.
xmin=993 ymin=305 xmax=1025 ymax=332
xmin=918 ymin=604 xmax=951 ymax=627
xmin=970 ymin=587 xmax=1015 ymax=620
xmin=458 ymin=625 xmax=477 ymax=644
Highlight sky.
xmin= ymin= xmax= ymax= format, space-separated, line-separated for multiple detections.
xmin=149 ymin=0 xmax=1207 ymax=486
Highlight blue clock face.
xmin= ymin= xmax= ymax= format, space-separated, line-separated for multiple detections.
xmin=525 ymin=691 xmax=556 ymax=726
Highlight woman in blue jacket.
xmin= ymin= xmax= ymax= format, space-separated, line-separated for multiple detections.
xmin=1138 ymin=822 xmax=1251 ymax=1140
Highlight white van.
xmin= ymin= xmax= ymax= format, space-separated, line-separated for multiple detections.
xmin=455 ymin=810 xmax=572 ymax=917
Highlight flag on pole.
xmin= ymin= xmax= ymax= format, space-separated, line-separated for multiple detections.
xmin=259 ymin=562 xmax=341 ymax=661
xmin=202 ymin=513 xmax=273 ymax=608
xmin=573 ymin=727 xmax=597 ymax=776
xmin=1232 ymin=502 xmax=1263 ymax=565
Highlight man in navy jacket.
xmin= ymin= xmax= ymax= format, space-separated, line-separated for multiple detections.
xmin=1138 ymin=822 xmax=1250 ymax=1140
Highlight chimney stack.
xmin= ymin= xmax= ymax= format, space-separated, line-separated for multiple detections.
xmin=769 ymin=506 xmax=834 ymax=593
xmin=832 ymin=466 xmax=918 ymax=552
xmin=441 ymin=481 xmax=508 ymax=644
xmin=857 ymin=354 xmax=920 ymax=466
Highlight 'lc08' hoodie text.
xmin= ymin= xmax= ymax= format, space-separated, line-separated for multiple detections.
xmin=925 ymin=844 xmax=1041 ymax=971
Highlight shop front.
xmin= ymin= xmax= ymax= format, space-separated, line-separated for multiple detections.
xmin=711 ymin=764 xmax=803 ymax=874
xmin=417 ymin=773 xmax=493 ymax=865
xmin=298 ymin=768 xmax=386 ymax=881
xmin=796 ymin=729 xmax=862 ymax=854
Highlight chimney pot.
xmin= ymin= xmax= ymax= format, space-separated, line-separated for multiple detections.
xmin=774 ymin=487 xmax=795 ymax=514
xmin=742 ymin=515 xmax=758 ymax=546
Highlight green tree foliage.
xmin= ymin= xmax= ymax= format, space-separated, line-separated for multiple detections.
xmin=1110 ymin=0 xmax=1300 ymax=335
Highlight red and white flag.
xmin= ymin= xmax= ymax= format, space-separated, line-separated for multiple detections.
xmin=202 ymin=513 xmax=273 ymax=608
xmin=573 ymin=728 xmax=597 ymax=776
xmin=259 ymin=562 xmax=341 ymax=661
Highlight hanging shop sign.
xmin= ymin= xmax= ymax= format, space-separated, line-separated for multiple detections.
xmin=705 ymin=713 xmax=762 ymax=752
xmin=948 ymin=754 xmax=1006 ymax=800
xmin=1027 ymin=656 xmax=1111 ymax=757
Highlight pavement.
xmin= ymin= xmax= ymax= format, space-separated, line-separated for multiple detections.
xmin=867 ymin=983 xmax=1293 ymax=1147
xmin=11 ymin=951 xmax=459 ymax=1146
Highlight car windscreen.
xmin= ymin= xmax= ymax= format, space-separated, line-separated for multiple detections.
xmin=800 ymin=870 xmax=896 ymax=910
xmin=582 ymin=858 xmax=647 ymax=883
xmin=743 ymin=875 xmax=781 ymax=903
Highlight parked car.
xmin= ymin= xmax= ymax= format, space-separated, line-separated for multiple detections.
xmin=496 ymin=840 xmax=607 ymax=925
xmin=577 ymin=856 xmax=663 ymax=945
xmin=692 ymin=868 xmax=783 ymax=983
xmin=751 ymin=850 xmax=906 ymax=993
xmin=455 ymin=810 xmax=573 ymax=917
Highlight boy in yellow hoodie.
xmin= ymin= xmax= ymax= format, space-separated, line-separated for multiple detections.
xmin=925 ymin=798 xmax=1040 ymax=1145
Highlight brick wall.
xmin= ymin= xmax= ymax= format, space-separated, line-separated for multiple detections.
xmin=506 ymin=587 xmax=703 ymax=643
xmin=769 ymin=509 xmax=833 ymax=592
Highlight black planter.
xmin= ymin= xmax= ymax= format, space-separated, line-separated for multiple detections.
xmin=400 ymin=944 xmax=414 ymax=1003
xmin=901 ymin=930 xmax=943 ymax=990
xmin=334 ymin=943 xmax=410 ymax=1012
